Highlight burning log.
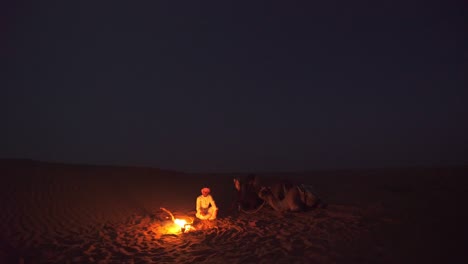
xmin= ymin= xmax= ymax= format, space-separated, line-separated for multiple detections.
xmin=160 ymin=207 xmax=175 ymax=221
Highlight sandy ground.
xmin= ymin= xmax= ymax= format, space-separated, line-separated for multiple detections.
xmin=0 ymin=159 xmax=467 ymax=263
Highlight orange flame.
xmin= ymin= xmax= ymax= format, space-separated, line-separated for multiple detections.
xmin=161 ymin=207 xmax=194 ymax=233
xmin=174 ymin=218 xmax=193 ymax=232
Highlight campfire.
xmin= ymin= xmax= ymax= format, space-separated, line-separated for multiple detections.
xmin=173 ymin=218 xmax=193 ymax=232
xmin=160 ymin=207 xmax=194 ymax=233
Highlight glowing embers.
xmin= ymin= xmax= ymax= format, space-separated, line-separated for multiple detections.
xmin=174 ymin=218 xmax=193 ymax=233
xmin=160 ymin=207 xmax=195 ymax=234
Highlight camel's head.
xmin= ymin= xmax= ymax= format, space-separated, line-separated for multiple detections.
xmin=233 ymin=177 xmax=241 ymax=192
xmin=258 ymin=186 xmax=273 ymax=200
xmin=234 ymin=174 xmax=260 ymax=192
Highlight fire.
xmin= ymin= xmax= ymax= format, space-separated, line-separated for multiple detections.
xmin=174 ymin=218 xmax=187 ymax=227
xmin=161 ymin=207 xmax=194 ymax=233
xmin=174 ymin=218 xmax=193 ymax=232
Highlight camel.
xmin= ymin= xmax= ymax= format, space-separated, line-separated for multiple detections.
xmin=258 ymin=183 xmax=322 ymax=212
xmin=233 ymin=175 xmax=264 ymax=213
xmin=234 ymin=174 xmax=324 ymax=213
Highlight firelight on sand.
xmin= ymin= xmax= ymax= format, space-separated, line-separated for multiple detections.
xmin=161 ymin=207 xmax=194 ymax=233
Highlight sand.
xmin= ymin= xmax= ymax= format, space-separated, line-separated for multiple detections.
xmin=0 ymin=159 xmax=467 ymax=263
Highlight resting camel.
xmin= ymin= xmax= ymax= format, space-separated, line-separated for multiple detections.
xmin=233 ymin=175 xmax=264 ymax=213
xmin=234 ymin=174 xmax=324 ymax=213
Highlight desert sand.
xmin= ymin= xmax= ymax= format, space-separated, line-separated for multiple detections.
xmin=0 ymin=159 xmax=467 ymax=263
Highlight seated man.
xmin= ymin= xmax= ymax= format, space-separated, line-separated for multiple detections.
xmin=196 ymin=187 xmax=218 ymax=220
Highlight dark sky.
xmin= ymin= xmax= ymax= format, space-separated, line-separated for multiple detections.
xmin=2 ymin=0 xmax=467 ymax=172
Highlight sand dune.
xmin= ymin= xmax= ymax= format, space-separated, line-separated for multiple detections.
xmin=0 ymin=160 xmax=467 ymax=263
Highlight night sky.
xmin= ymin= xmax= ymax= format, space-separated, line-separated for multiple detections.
xmin=2 ymin=0 xmax=467 ymax=172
